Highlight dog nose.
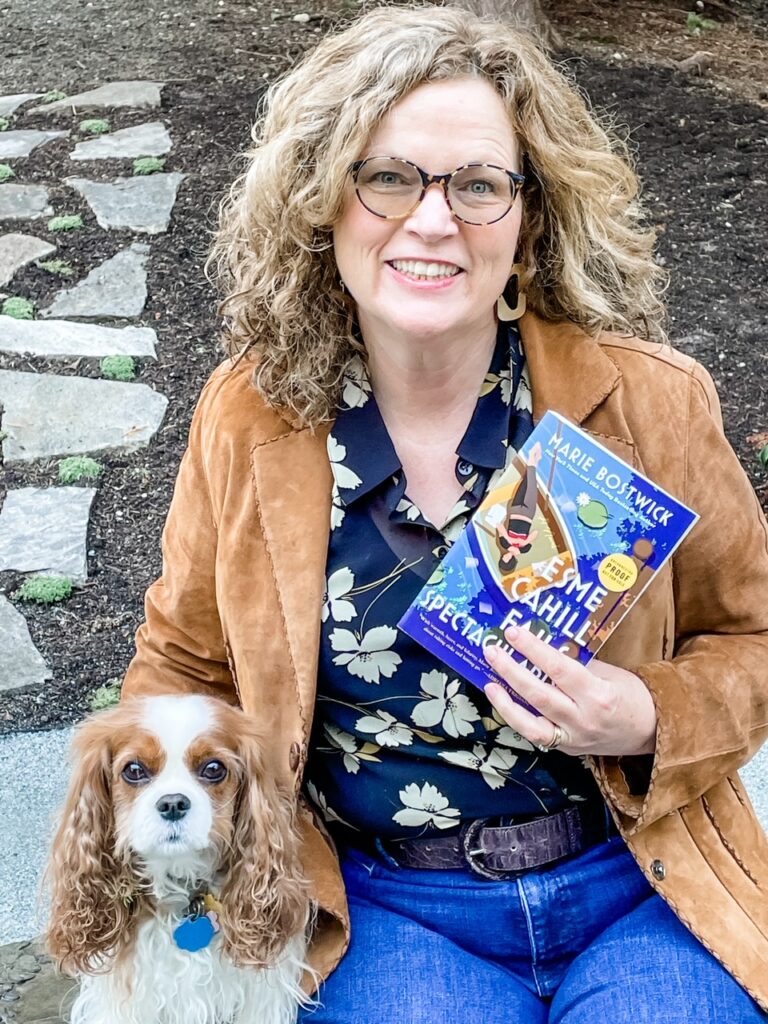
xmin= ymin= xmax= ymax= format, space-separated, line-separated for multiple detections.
xmin=156 ymin=793 xmax=191 ymax=821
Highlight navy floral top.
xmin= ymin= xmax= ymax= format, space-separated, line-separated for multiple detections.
xmin=304 ymin=322 xmax=602 ymax=840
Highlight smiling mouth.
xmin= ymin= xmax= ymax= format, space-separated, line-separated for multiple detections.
xmin=388 ymin=259 xmax=462 ymax=280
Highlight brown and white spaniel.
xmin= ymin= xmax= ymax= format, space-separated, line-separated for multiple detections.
xmin=46 ymin=694 xmax=317 ymax=1024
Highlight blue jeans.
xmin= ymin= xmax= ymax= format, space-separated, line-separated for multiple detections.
xmin=300 ymin=830 xmax=765 ymax=1023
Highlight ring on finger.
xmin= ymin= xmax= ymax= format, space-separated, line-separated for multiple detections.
xmin=535 ymin=722 xmax=566 ymax=753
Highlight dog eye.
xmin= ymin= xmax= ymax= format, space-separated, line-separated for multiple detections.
xmin=121 ymin=761 xmax=150 ymax=784
xmin=199 ymin=760 xmax=227 ymax=783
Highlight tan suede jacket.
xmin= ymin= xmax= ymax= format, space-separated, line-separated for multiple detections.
xmin=122 ymin=311 xmax=768 ymax=1011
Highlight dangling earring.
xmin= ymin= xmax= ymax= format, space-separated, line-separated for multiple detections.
xmin=496 ymin=263 xmax=526 ymax=321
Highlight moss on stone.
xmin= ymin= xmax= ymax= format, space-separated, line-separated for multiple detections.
xmin=1 ymin=296 xmax=35 ymax=319
xmin=100 ymin=354 xmax=136 ymax=381
xmin=17 ymin=575 xmax=74 ymax=604
xmin=133 ymin=156 xmax=165 ymax=176
xmin=58 ymin=455 xmax=104 ymax=484
xmin=79 ymin=118 xmax=111 ymax=135
xmin=48 ymin=214 xmax=84 ymax=232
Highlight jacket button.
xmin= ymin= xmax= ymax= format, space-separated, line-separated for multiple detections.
xmin=289 ymin=742 xmax=302 ymax=772
xmin=650 ymin=859 xmax=666 ymax=881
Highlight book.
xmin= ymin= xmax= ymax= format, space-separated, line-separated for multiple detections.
xmin=398 ymin=410 xmax=698 ymax=696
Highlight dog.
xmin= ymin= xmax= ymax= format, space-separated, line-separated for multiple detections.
xmin=46 ymin=694 xmax=318 ymax=1024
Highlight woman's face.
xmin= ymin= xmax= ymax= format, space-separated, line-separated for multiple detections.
xmin=333 ymin=77 xmax=523 ymax=344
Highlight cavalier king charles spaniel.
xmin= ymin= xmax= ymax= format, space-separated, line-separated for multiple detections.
xmin=46 ymin=694 xmax=318 ymax=1024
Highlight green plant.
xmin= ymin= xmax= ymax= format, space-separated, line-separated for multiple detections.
xmin=41 ymin=89 xmax=67 ymax=103
xmin=58 ymin=455 xmax=104 ymax=484
xmin=759 ymin=446 xmax=768 ymax=470
xmin=16 ymin=575 xmax=73 ymax=604
xmin=686 ymin=12 xmax=719 ymax=31
xmin=89 ymin=678 xmax=122 ymax=711
xmin=48 ymin=214 xmax=84 ymax=232
xmin=1 ymin=296 xmax=35 ymax=319
xmin=0 ymin=163 xmax=14 ymax=182
xmin=79 ymin=117 xmax=110 ymax=135
xmin=100 ymin=354 xmax=136 ymax=381
xmin=37 ymin=258 xmax=74 ymax=277
xmin=0 ymin=117 xmax=9 ymax=132
xmin=133 ymin=156 xmax=166 ymax=176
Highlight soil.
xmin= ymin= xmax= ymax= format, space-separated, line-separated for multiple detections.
xmin=0 ymin=0 xmax=766 ymax=734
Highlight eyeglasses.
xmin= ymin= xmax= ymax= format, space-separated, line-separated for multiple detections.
xmin=349 ymin=156 xmax=525 ymax=226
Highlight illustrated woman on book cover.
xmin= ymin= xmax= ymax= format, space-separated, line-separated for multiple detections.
xmin=496 ymin=441 xmax=542 ymax=574
xmin=120 ymin=6 xmax=768 ymax=1022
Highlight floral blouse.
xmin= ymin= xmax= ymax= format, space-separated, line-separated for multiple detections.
xmin=304 ymin=322 xmax=602 ymax=840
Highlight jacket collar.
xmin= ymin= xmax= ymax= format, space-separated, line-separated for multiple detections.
xmin=252 ymin=312 xmax=626 ymax=732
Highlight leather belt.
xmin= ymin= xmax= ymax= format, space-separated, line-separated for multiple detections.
xmin=333 ymin=804 xmax=613 ymax=880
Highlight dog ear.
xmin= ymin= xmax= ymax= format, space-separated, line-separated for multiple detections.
xmin=45 ymin=710 xmax=144 ymax=974
xmin=219 ymin=719 xmax=309 ymax=967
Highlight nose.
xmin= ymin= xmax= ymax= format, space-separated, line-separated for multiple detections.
xmin=405 ymin=183 xmax=458 ymax=239
xmin=155 ymin=793 xmax=191 ymax=822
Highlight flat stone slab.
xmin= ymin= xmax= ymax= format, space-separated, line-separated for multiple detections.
xmin=41 ymin=242 xmax=149 ymax=319
xmin=70 ymin=120 xmax=172 ymax=161
xmin=0 ymin=184 xmax=52 ymax=222
xmin=0 ymin=129 xmax=69 ymax=160
xmin=0 ymin=233 xmax=56 ymax=287
xmin=0 ymin=92 xmax=42 ymax=117
xmin=0 ymin=316 xmax=157 ymax=358
xmin=0 ymin=941 xmax=76 ymax=1023
xmin=0 ymin=727 xmax=75 ymax=946
xmin=0 ymin=486 xmax=96 ymax=584
xmin=0 ymin=370 xmax=168 ymax=462
xmin=0 ymin=595 xmax=51 ymax=693
xmin=30 ymin=80 xmax=164 ymax=114
xmin=64 ymin=173 xmax=185 ymax=233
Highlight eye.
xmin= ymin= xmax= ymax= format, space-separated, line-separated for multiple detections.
xmin=462 ymin=177 xmax=496 ymax=195
xmin=199 ymin=760 xmax=228 ymax=783
xmin=371 ymin=170 xmax=407 ymax=187
xmin=121 ymin=761 xmax=150 ymax=785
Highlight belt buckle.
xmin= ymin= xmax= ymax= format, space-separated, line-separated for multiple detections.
xmin=461 ymin=818 xmax=517 ymax=880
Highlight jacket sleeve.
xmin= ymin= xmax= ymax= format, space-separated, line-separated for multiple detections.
xmin=121 ymin=369 xmax=238 ymax=705
xmin=594 ymin=362 xmax=768 ymax=834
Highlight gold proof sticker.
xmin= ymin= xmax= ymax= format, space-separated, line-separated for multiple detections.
xmin=597 ymin=553 xmax=638 ymax=592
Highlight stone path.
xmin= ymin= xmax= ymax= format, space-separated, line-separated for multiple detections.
xmin=0 ymin=85 xmax=181 ymax=1017
xmin=0 ymin=86 xmax=173 ymax=698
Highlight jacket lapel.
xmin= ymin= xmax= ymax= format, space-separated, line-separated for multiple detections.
xmin=250 ymin=423 xmax=333 ymax=729
xmin=520 ymin=311 xmax=637 ymax=467
xmin=252 ymin=314 xmax=634 ymax=735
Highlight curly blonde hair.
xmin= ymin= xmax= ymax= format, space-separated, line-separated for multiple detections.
xmin=209 ymin=4 xmax=667 ymax=427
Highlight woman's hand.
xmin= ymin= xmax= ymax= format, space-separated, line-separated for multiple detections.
xmin=484 ymin=626 xmax=657 ymax=757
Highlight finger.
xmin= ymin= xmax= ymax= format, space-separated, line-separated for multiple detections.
xmin=502 ymin=625 xmax=587 ymax=695
xmin=484 ymin=683 xmax=571 ymax=752
xmin=485 ymin=642 xmax=577 ymax=724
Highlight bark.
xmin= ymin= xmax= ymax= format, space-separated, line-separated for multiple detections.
xmin=451 ymin=0 xmax=562 ymax=50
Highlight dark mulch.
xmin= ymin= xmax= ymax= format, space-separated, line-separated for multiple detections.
xmin=0 ymin=0 xmax=766 ymax=733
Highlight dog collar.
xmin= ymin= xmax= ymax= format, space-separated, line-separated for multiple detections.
xmin=172 ymin=892 xmax=223 ymax=952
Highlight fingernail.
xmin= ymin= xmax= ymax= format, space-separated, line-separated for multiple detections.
xmin=505 ymin=625 xmax=519 ymax=642
xmin=484 ymin=682 xmax=500 ymax=700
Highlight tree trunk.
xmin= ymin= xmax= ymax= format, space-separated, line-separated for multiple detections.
xmin=452 ymin=0 xmax=562 ymax=50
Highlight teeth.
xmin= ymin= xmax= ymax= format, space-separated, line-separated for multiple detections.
xmin=391 ymin=260 xmax=460 ymax=278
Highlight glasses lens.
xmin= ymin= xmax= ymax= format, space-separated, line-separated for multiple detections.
xmin=449 ymin=165 xmax=514 ymax=224
xmin=355 ymin=158 xmax=421 ymax=217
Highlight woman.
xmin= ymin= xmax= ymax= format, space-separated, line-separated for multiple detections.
xmin=123 ymin=6 xmax=768 ymax=1020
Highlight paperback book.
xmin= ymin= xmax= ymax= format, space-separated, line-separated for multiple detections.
xmin=398 ymin=411 xmax=698 ymax=697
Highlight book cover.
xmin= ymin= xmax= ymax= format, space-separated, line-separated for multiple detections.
xmin=398 ymin=411 xmax=698 ymax=695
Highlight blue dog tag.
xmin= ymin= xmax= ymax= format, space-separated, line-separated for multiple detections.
xmin=173 ymin=914 xmax=216 ymax=952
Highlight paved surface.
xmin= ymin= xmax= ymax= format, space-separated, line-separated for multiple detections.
xmin=0 ymin=727 xmax=74 ymax=945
